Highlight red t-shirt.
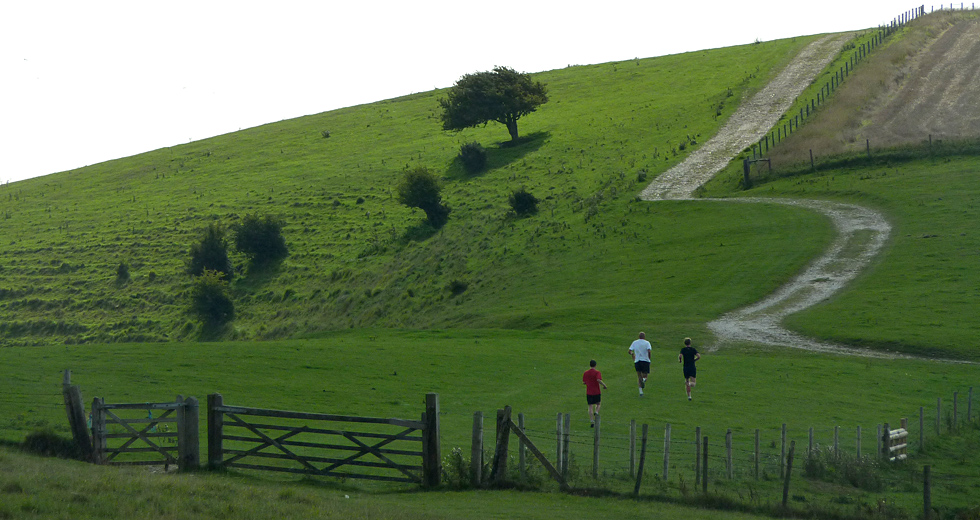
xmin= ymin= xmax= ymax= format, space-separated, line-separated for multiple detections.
xmin=583 ymin=368 xmax=602 ymax=396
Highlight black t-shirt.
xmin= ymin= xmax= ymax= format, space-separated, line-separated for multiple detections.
xmin=680 ymin=346 xmax=699 ymax=367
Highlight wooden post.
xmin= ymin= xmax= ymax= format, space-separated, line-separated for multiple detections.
xmin=634 ymin=424 xmax=648 ymax=496
xmin=924 ymin=465 xmax=932 ymax=520
xmin=518 ymin=413 xmax=526 ymax=482
xmin=883 ymin=423 xmax=891 ymax=459
xmin=920 ymin=406 xmax=925 ymax=452
xmin=506 ymin=418 xmax=568 ymax=491
xmin=207 ymin=393 xmax=223 ymax=469
xmin=780 ymin=423 xmax=787 ymax=478
xmin=834 ymin=426 xmax=840 ymax=459
xmin=593 ymin=413 xmax=601 ymax=479
xmin=702 ymin=436 xmax=709 ymax=493
xmin=63 ymin=380 xmax=93 ymax=462
xmin=555 ymin=413 xmax=563 ymax=476
xmin=91 ymin=397 xmax=105 ymax=464
xmin=423 ymin=393 xmax=441 ymax=487
xmin=937 ymin=397 xmax=942 ymax=435
xmin=857 ymin=426 xmax=862 ymax=459
xmin=663 ymin=423 xmax=671 ymax=481
xmin=754 ymin=429 xmax=760 ymax=480
xmin=472 ymin=411 xmax=484 ymax=486
xmin=695 ymin=426 xmax=702 ymax=485
xmin=808 ymin=427 xmax=814 ymax=458
xmin=562 ymin=413 xmax=571 ymax=477
xmin=782 ymin=440 xmax=796 ymax=509
xmin=630 ymin=420 xmax=637 ymax=478
xmin=953 ymin=391 xmax=958 ymax=430
xmin=178 ymin=396 xmax=200 ymax=471
xmin=742 ymin=158 xmax=751 ymax=189
xmin=877 ymin=424 xmax=882 ymax=457
xmin=969 ymin=387 xmax=973 ymax=422
xmin=490 ymin=406 xmax=511 ymax=485
xmin=725 ymin=429 xmax=733 ymax=479
xmin=810 ymin=149 xmax=814 ymax=170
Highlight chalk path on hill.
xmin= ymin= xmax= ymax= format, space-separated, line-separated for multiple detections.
xmin=639 ymin=34 xmax=914 ymax=360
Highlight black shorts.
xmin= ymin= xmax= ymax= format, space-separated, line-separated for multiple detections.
xmin=683 ymin=366 xmax=697 ymax=379
xmin=586 ymin=394 xmax=601 ymax=405
xmin=634 ymin=360 xmax=650 ymax=374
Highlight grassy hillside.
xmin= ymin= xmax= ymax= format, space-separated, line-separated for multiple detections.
xmin=0 ymin=36 xmax=825 ymax=347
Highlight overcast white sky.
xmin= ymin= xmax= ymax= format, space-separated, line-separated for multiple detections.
xmin=2 ymin=1 xmax=919 ymax=184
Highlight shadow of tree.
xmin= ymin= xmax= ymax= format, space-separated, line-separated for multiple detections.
xmin=445 ymin=131 xmax=550 ymax=181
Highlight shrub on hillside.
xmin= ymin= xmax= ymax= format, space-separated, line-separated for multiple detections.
xmin=509 ymin=188 xmax=539 ymax=216
xmin=397 ymin=166 xmax=451 ymax=229
xmin=116 ymin=261 xmax=130 ymax=283
xmin=190 ymin=269 xmax=235 ymax=326
xmin=458 ymin=142 xmax=487 ymax=173
xmin=234 ymin=214 xmax=288 ymax=268
xmin=188 ymin=223 xmax=233 ymax=279
xmin=22 ymin=429 xmax=83 ymax=459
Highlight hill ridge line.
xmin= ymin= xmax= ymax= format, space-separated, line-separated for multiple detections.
xmin=638 ymin=33 xmax=964 ymax=362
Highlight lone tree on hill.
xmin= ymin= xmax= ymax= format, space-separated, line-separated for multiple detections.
xmin=188 ymin=223 xmax=233 ymax=279
xmin=234 ymin=213 xmax=288 ymax=268
xmin=439 ymin=66 xmax=548 ymax=142
xmin=397 ymin=166 xmax=450 ymax=229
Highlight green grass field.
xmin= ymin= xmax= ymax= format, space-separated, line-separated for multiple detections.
xmin=2 ymin=10 xmax=980 ymax=520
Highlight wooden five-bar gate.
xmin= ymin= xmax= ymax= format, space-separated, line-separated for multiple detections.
xmin=90 ymin=396 xmax=200 ymax=470
xmin=207 ymin=393 xmax=441 ymax=486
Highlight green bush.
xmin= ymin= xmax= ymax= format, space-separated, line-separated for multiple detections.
xmin=190 ymin=269 xmax=234 ymax=326
xmin=115 ymin=261 xmax=130 ymax=283
xmin=234 ymin=214 xmax=288 ymax=267
xmin=458 ymin=142 xmax=487 ymax=173
xmin=22 ymin=430 xmax=83 ymax=459
xmin=509 ymin=188 xmax=539 ymax=216
xmin=397 ymin=167 xmax=451 ymax=229
xmin=188 ymin=223 xmax=233 ymax=279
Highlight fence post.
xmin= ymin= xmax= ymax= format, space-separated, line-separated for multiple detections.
xmin=472 ymin=411 xmax=484 ymax=487
xmin=593 ymin=413 xmax=601 ymax=479
xmin=663 ymin=423 xmax=671 ymax=481
xmin=857 ymin=425 xmax=862 ymax=459
xmin=834 ymin=426 xmax=840 ymax=459
xmin=920 ymin=406 xmax=925 ymax=452
xmin=808 ymin=427 xmax=814 ymax=458
xmin=422 ymin=393 xmax=441 ymax=487
xmin=937 ymin=398 xmax=942 ymax=435
xmin=695 ymin=426 xmax=702 ymax=485
xmin=877 ymin=424 xmax=882 ymax=457
xmin=882 ymin=423 xmax=891 ymax=459
xmin=634 ymin=424 xmax=649 ymax=496
xmin=91 ymin=397 xmax=105 ymax=464
xmin=178 ymin=396 xmax=200 ymax=471
xmin=562 ymin=413 xmax=571 ymax=477
xmin=555 ymin=413 xmax=563 ymax=476
xmin=207 ymin=393 xmax=223 ymax=469
xmin=780 ymin=423 xmax=787 ymax=478
xmin=924 ymin=465 xmax=932 ymax=520
xmin=518 ymin=413 xmax=526 ymax=482
xmin=62 ymin=371 xmax=94 ymax=462
xmin=725 ymin=429 xmax=733 ymax=479
xmin=702 ymin=436 xmax=709 ymax=493
xmin=782 ymin=440 xmax=796 ymax=509
xmin=953 ymin=391 xmax=958 ymax=430
xmin=630 ymin=420 xmax=637 ymax=478
xmin=490 ymin=406 xmax=511 ymax=486
xmin=754 ymin=429 xmax=760 ymax=480
xmin=969 ymin=387 xmax=973 ymax=422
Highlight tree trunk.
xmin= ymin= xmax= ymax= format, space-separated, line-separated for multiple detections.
xmin=506 ymin=118 xmax=519 ymax=141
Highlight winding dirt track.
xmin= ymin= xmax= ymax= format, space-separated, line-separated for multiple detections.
xmin=639 ymin=35 xmax=907 ymax=359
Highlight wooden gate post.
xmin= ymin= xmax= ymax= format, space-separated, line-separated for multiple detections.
xmin=633 ymin=424 xmax=649 ymax=496
xmin=490 ymin=406 xmax=511 ymax=486
xmin=62 ymin=373 xmax=93 ymax=462
xmin=422 ymin=393 xmax=441 ymax=487
xmin=91 ymin=397 xmax=105 ymax=464
xmin=207 ymin=393 xmax=223 ymax=469
xmin=471 ymin=411 xmax=484 ymax=487
xmin=178 ymin=396 xmax=200 ymax=471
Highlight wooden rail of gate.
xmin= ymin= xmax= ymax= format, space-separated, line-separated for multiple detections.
xmin=91 ymin=396 xmax=199 ymax=470
xmin=207 ymin=393 xmax=440 ymax=486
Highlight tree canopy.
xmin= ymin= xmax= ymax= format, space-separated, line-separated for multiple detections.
xmin=397 ymin=166 xmax=450 ymax=229
xmin=439 ymin=66 xmax=548 ymax=142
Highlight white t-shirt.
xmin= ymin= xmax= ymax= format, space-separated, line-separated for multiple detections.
xmin=629 ymin=339 xmax=652 ymax=363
